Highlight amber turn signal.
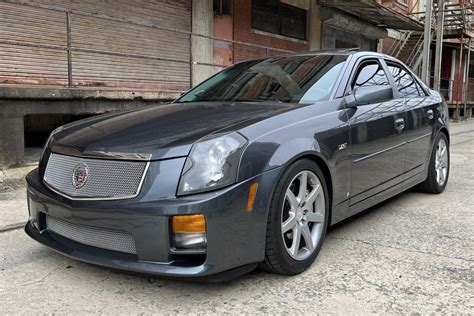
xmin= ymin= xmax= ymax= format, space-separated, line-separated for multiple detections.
xmin=172 ymin=214 xmax=206 ymax=233
xmin=246 ymin=182 xmax=259 ymax=212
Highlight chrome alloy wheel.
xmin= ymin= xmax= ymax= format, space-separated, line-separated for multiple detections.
xmin=435 ymin=138 xmax=449 ymax=186
xmin=281 ymin=170 xmax=325 ymax=261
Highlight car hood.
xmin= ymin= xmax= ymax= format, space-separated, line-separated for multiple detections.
xmin=50 ymin=101 xmax=301 ymax=160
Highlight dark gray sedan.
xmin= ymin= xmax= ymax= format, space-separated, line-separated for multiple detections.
xmin=25 ymin=51 xmax=450 ymax=281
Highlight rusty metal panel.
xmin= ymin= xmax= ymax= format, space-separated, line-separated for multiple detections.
xmin=23 ymin=0 xmax=192 ymax=31
xmin=69 ymin=14 xmax=191 ymax=89
xmin=71 ymin=15 xmax=190 ymax=61
xmin=0 ymin=44 xmax=68 ymax=85
xmin=0 ymin=2 xmax=66 ymax=46
xmin=71 ymin=51 xmax=190 ymax=91
xmin=1 ymin=0 xmax=192 ymax=89
xmin=0 ymin=2 xmax=68 ymax=85
xmin=68 ymin=8 xmax=191 ymax=89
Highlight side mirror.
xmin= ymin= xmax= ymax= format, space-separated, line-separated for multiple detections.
xmin=343 ymin=86 xmax=393 ymax=108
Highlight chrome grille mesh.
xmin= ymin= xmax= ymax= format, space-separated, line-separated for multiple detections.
xmin=44 ymin=153 xmax=148 ymax=199
xmin=46 ymin=215 xmax=137 ymax=254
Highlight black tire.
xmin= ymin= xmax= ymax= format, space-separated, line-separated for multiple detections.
xmin=417 ymin=132 xmax=450 ymax=194
xmin=260 ymin=159 xmax=330 ymax=275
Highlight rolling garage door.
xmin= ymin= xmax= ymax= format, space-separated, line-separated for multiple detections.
xmin=0 ymin=0 xmax=191 ymax=91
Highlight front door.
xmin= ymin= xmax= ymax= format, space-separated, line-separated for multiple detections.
xmin=347 ymin=59 xmax=407 ymax=205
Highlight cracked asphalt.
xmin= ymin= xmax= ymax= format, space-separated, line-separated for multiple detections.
xmin=0 ymin=121 xmax=473 ymax=314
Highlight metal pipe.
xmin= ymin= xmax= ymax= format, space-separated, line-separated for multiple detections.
xmin=434 ymin=0 xmax=445 ymax=92
xmin=422 ymin=0 xmax=433 ymax=85
xmin=66 ymin=12 xmax=73 ymax=87
xmin=464 ymin=38 xmax=471 ymax=119
xmin=456 ymin=34 xmax=464 ymax=120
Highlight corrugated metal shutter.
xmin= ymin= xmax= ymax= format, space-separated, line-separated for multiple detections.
xmin=0 ymin=0 xmax=191 ymax=90
xmin=25 ymin=0 xmax=191 ymax=31
xmin=70 ymin=14 xmax=190 ymax=90
xmin=0 ymin=2 xmax=68 ymax=85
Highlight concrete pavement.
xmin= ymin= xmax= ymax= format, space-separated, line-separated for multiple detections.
xmin=0 ymin=121 xmax=473 ymax=314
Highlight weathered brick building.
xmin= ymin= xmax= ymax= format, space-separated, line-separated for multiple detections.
xmin=380 ymin=0 xmax=474 ymax=119
xmin=0 ymin=0 xmax=423 ymax=167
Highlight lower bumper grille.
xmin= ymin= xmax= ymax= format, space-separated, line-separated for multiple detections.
xmin=46 ymin=215 xmax=137 ymax=254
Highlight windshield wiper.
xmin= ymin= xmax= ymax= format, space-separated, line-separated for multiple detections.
xmin=233 ymin=98 xmax=262 ymax=102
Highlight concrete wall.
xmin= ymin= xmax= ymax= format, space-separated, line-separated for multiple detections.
xmin=322 ymin=26 xmax=377 ymax=51
xmin=192 ymin=0 xmax=214 ymax=86
xmin=308 ymin=2 xmax=322 ymax=51
xmin=0 ymin=87 xmax=177 ymax=168
xmin=320 ymin=8 xmax=386 ymax=51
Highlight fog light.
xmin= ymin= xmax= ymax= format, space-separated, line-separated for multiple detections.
xmin=172 ymin=214 xmax=207 ymax=250
xmin=174 ymin=232 xmax=207 ymax=250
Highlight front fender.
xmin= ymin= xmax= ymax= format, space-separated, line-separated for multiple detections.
xmin=238 ymin=136 xmax=324 ymax=182
xmin=237 ymin=108 xmax=351 ymax=210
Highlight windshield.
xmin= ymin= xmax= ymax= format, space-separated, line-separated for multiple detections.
xmin=177 ymin=54 xmax=347 ymax=104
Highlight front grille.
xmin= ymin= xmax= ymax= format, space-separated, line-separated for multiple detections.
xmin=46 ymin=215 xmax=137 ymax=254
xmin=43 ymin=153 xmax=148 ymax=200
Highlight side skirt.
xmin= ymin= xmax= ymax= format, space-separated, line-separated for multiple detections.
xmin=330 ymin=170 xmax=427 ymax=226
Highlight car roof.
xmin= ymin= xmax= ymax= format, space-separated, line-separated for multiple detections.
xmin=240 ymin=50 xmax=397 ymax=65
xmin=282 ymin=49 xmax=392 ymax=59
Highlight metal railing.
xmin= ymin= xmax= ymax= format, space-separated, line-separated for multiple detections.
xmin=386 ymin=30 xmax=410 ymax=57
xmin=434 ymin=77 xmax=453 ymax=101
xmin=431 ymin=76 xmax=474 ymax=104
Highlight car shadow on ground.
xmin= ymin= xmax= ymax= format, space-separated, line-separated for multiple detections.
xmin=32 ymin=189 xmax=429 ymax=291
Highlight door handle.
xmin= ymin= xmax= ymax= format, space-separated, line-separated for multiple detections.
xmin=427 ymin=109 xmax=434 ymax=120
xmin=395 ymin=118 xmax=405 ymax=132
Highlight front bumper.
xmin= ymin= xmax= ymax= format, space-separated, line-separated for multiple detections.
xmin=25 ymin=165 xmax=281 ymax=280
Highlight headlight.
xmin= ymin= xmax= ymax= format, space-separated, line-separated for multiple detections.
xmin=178 ymin=133 xmax=247 ymax=195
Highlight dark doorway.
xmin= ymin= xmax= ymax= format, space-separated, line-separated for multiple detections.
xmin=24 ymin=114 xmax=99 ymax=148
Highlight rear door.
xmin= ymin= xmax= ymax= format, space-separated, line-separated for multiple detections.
xmin=384 ymin=61 xmax=436 ymax=178
xmin=347 ymin=58 xmax=407 ymax=205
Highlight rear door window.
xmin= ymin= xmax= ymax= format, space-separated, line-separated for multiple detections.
xmin=386 ymin=63 xmax=424 ymax=98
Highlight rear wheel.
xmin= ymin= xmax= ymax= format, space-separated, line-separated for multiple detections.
xmin=417 ymin=132 xmax=450 ymax=194
xmin=260 ymin=159 xmax=329 ymax=275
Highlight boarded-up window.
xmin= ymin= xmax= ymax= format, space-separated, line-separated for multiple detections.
xmin=251 ymin=0 xmax=307 ymax=40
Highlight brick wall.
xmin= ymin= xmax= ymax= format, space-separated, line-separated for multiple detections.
xmin=382 ymin=0 xmax=415 ymax=14
xmin=382 ymin=37 xmax=396 ymax=55
xmin=232 ymin=0 xmax=308 ymax=62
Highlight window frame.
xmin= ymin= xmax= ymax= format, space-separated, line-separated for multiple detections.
xmin=251 ymin=1 xmax=308 ymax=41
xmin=343 ymin=57 xmax=397 ymax=100
xmin=383 ymin=60 xmax=429 ymax=98
xmin=213 ymin=0 xmax=232 ymax=16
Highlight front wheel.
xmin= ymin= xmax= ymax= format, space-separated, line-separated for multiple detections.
xmin=417 ymin=132 xmax=450 ymax=194
xmin=260 ymin=159 xmax=329 ymax=275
